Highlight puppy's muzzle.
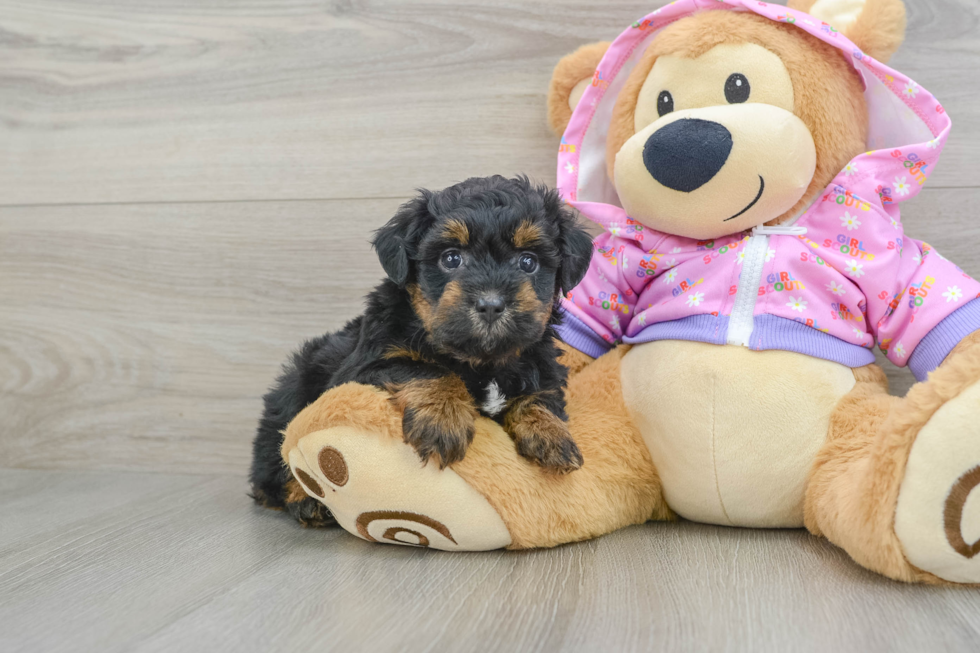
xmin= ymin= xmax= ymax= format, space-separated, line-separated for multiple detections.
xmin=643 ymin=118 xmax=733 ymax=192
xmin=474 ymin=293 xmax=506 ymax=325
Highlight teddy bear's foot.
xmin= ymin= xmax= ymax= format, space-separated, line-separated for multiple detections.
xmin=895 ymin=379 xmax=980 ymax=583
xmin=286 ymin=425 xmax=512 ymax=551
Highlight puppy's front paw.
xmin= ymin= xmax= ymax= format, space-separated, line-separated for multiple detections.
xmin=284 ymin=479 xmax=337 ymax=528
xmin=506 ymin=404 xmax=583 ymax=474
xmin=402 ymin=406 xmax=475 ymax=468
xmin=392 ymin=375 xmax=478 ymax=468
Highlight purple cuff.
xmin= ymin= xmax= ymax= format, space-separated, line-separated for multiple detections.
xmin=908 ymin=297 xmax=980 ymax=381
xmin=555 ymin=308 xmax=613 ymax=358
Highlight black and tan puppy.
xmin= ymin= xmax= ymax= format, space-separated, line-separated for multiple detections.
xmin=250 ymin=175 xmax=595 ymax=526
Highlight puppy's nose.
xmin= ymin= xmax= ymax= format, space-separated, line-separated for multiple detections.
xmin=474 ymin=294 xmax=506 ymax=323
xmin=643 ymin=118 xmax=733 ymax=192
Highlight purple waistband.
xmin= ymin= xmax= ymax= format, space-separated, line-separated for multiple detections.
xmin=623 ymin=314 xmax=729 ymax=347
xmin=626 ymin=314 xmax=875 ymax=367
xmin=749 ymin=314 xmax=876 ymax=367
xmin=559 ymin=304 xmax=980 ymax=376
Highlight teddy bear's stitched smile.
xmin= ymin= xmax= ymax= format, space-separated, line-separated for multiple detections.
xmin=724 ymin=175 xmax=765 ymax=222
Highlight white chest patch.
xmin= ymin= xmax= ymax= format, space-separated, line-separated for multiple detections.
xmin=481 ymin=381 xmax=507 ymax=417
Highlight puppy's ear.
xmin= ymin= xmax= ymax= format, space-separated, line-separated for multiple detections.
xmin=558 ymin=218 xmax=595 ymax=294
xmin=547 ymin=41 xmax=611 ymax=137
xmin=372 ymin=191 xmax=434 ymax=287
xmin=788 ymin=0 xmax=906 ymax=62
xmin=542 ymin=187 xmax=594 ymax=294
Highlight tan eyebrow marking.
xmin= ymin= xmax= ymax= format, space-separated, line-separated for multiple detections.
xmin=513 ymin=220 xmax=543 ymax=248
xmin=441 ymin=219 xmax=469 ymax=246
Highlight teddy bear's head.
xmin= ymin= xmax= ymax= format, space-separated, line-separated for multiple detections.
xmin=548 ymin=0 xmax=907 ymax=240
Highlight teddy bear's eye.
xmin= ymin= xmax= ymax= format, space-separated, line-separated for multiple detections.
xmin=657 ymin=90 xmax=674 ymax=117
xmin=725 ymin=73 xmax=750 ymax=104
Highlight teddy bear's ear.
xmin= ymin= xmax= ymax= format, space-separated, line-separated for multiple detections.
xmin=547 ymin=41 xmax=610 ymax=137
xmin=787 ymin=0 xmax=907 ymax=62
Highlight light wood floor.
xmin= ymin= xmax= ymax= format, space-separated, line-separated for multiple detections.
xmin=2 ymin=0 xmax=980 ymax=650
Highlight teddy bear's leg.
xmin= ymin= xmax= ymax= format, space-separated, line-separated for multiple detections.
xmin=805 ymin=333 xmax=980 ymax=584
xmin=453 ymin=345 xmax=672 ymax=548
xmin=281 ymin=383 xmax=512 ymax=551
xmin=282 ymin=345 xmax=671 ymax=550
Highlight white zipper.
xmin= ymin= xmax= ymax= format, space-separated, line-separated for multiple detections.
xmin=725 ymin=224 xmax=808 ymax=347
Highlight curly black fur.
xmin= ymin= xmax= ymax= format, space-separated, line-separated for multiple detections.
xmin=249 ymin=175 xmax=594 ymax=526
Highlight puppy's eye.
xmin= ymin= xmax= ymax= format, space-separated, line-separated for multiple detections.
xmin=518 ymin=252 xmax=538 ymax=274
xmin=725 ymin=73 xmax=750 ymax=104
xmin=657 ymin=90 xmax=674 ymax=117
xmin=440 ymin=249 xmax=462 ymax=270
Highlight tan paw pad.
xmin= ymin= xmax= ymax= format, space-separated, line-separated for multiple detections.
xmin=895 ymin=380 xmax=980 ymax=583
xmin=285 ymin=425 xmax=512 ymax=551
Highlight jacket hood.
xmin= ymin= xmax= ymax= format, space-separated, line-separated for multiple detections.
xmin=557 ymin=0 xmax=950 ymax=234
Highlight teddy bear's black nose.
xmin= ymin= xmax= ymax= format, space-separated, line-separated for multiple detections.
xmin=643 ymin=119 xmax=733 ymax=192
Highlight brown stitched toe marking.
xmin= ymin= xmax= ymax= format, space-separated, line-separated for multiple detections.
xmin=355 ymin=510 xmax=457 ymax=546
xmin=382 ymin=527 xmax=430 ymax=547
xmin=318 ymin=446 xmax=349 ymax=487
xmin=293 ymin=468 xmax=325 ymax=498
xmin=944 ymin=465 xmax=980 ymax=559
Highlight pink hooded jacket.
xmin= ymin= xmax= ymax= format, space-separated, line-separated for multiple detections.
xmin=555 ymin=0 xmax=980 ymax=381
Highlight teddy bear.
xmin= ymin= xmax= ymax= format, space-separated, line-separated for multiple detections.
xmin=280 ymin=0 xmax=980 ymax=585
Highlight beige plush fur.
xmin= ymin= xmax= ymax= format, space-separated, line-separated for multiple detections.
xmin=622 ymin=341 xmax=856 ymax=527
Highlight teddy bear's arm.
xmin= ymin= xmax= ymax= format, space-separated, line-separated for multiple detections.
xmin=880 ymin=235 xmax=980 ymax=379
xmin=556 ymin=230 xmax=670 ymax=358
